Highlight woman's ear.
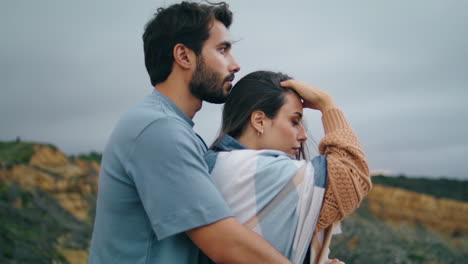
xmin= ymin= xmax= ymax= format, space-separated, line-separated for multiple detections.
xmin=173 ymin=43 xmax=195 ymax=70
xmin=250 ymin=110 xmax=266 ymax=134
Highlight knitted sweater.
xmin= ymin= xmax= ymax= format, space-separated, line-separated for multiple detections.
xmin=315 ymin=108 xmax=372 ymax=231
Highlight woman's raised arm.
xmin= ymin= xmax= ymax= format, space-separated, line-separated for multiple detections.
xmin=281 ymin=80 xmax=372 ymax=231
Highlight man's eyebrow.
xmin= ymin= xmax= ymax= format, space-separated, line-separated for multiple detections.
xmin=218 ymin=41 xmax=232 ymax=48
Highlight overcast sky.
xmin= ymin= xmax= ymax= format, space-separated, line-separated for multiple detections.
xmin=1 ymin=0 xmax=467 ymax=179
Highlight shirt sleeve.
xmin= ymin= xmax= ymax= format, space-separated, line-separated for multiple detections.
xmin=126 ymin=117 xmax=233 ymax=240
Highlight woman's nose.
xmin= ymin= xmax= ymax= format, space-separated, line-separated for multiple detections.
xmin=298 ymin=127 xmax=308 ymax=142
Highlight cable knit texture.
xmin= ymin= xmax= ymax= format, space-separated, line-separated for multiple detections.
xmin=315 ymin=108 xmax=372 ymax=232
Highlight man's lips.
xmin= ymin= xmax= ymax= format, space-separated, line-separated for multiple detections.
xmin=225 ymin=74 xmax=235 ymax=83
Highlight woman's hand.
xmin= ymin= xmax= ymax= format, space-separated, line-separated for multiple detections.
xmin=280 ymin=80 xmax=336 ymax=113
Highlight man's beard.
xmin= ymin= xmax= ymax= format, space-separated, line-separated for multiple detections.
xmin=190 ymin=56 xmax=234 ymax=104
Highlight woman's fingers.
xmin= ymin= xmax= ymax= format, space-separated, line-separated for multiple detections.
xmin=279 ymin=79 xmax=295 ymax=88
xmin=280 ymin=80 xmax=336 ymax=112
xmin=280 ymin=80 xmax=311 ymax=95
xmin=280 ymin=80 xmax=317 ymax=108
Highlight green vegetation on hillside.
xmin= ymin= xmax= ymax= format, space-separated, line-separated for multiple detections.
xmin=330 ymin=200 xmax=468 ymax=264
xmin=0 ymin=181 xmax=69 ymax=263
xmin=73 ymin=151 xmax=102 ymax=163
xmin=2 ymin=141 xmax=467 ymax=263
xmin=372 ymin=175 xmax=468 ymax=202
xmin=0 ymin=180 xmax=94 ymax=264
xmin=0 ymin=141 xmax=57 ymax=166
xmin=0 ymin=141 xmax=35 ymax=165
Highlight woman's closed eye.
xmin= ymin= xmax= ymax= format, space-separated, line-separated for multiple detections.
xmin=290 ymin=112 xmax=303 ymax=127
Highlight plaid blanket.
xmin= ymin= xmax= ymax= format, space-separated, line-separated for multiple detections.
xmin=206 ymin=143 xmax=341 ymax=264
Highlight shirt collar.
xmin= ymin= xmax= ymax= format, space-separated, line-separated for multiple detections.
xmin=214 ymin=134 xmax=247 ymax=151
xmin=152 ymin=88 xmax=194 ymax=127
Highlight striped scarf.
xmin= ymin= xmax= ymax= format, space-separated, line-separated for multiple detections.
xmin=206 ymin=139 xmax=341 ymax=264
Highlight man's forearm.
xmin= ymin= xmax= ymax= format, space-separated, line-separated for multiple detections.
xmin=187 ymin=217 xmax=292 ymax=264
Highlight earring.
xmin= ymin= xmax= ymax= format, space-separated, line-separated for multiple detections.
xmin=257 ymin=129 xmax=264 ymax=136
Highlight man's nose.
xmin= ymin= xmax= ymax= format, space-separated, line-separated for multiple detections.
xmin=230 ymin=58 xmax=240 ymax=73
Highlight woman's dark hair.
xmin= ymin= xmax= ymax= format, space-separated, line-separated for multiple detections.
xmin=143 ymin=1 xmax=232 ymax=86
xmin=212 ymin=70 xmax=310 ymax=159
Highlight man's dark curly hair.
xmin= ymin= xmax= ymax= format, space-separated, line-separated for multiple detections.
xmin=143 ymin=1 xmax=232 ymax=86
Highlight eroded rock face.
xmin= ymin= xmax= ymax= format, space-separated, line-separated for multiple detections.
xmin=3 ymin=144 xmax=467 ymax=263
xmin=1 ymin=144 xmax=99 ymax=263
xmin=29 ymin=145 xmax=69 ymax=169
xmin=2 ymin=152 xmax=98 ymax=221
xmin=367 ymin=184 xmax=468 ymax=234
xmin=30 ymin=145 xmax=91 ymax=180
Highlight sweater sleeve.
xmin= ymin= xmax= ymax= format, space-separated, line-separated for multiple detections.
xmin=315 ymin=108 xmax=372 ymax=232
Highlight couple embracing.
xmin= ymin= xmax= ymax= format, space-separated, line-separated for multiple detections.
xmin=89 ymin=2 xmax=371 ymax=264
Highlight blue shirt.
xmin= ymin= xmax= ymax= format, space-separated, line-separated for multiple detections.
xmin=89 ymin=89 xmax=232 ymax=263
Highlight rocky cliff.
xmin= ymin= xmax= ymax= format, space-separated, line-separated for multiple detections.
xmin=1 ymin=141 xmax=467 ymax=263
xmin=367 ymin=184 xmax=468 ymax=235
xmin=0 ymin=143 xmax=98 ymax=264
xmin=330 ymin=178 xmax=468 ymax=264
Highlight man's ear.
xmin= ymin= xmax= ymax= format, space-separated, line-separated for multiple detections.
xmin=250 ymin=110 xmax=266 ymax=134
xmin=173 ymin=43 xmax=195 ymax=70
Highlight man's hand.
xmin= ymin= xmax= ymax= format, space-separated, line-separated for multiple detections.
xmin=187 ymin=217 xmax=292 ymax=264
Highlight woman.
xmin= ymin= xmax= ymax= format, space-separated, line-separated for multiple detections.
xmin=204 ymin=71 xmax=372 ymax=264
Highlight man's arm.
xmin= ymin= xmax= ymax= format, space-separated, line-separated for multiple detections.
xmin=188 ymin=217 xmax=292 ymax=264
xmin=129 ymin=119 xmax=291 ymax=263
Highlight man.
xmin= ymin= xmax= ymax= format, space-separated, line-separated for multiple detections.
xmin=88 ymin=2 xmax=292 ymax=263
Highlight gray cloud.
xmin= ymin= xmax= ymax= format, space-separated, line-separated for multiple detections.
xmin=1 ymin=0 xmax=467 ymax=179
